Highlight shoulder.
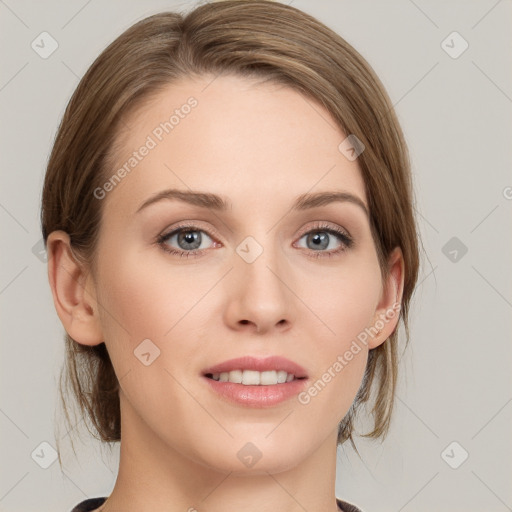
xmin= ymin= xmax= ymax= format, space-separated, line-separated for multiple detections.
xmin=336 ymin=497 xmax=365 ymax=512
xmin=69 ymin=497 xmax=107 ymax=512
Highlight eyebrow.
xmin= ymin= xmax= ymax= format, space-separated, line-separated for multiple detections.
xmin=136 ymin=188 xmax=369 ymax=218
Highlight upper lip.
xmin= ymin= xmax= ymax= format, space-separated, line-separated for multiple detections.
xmin=202 ymin=356 xmax=308 ymax=379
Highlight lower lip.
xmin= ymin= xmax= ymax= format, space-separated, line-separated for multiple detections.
xmin=202 ymin=375 xmax=308 ymax=408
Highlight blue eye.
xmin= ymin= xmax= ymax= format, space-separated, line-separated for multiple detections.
xmin=156 ymin=222 xmax=353 ymax=259
xmin=157 ymin=226 xmax=215 ymax=258
xmin=294 ymin=224 xmax=354 ymax=258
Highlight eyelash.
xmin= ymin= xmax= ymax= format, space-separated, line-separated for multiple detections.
xmin=155 ymin=222 xmax=354 ymax=259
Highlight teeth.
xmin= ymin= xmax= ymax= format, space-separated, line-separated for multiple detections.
xmin=210 ymin=369 xmax=297 ymax=385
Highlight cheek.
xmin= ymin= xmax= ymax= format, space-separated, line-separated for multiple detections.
xmin=96 ymin=249 xmax=207 ymax=340
xmin=297 ymin=258 xmax=382 ymax=344
xmin=94 ymin=255 xmax=209 ymax=427
xmin=293 ymin=258 xmax=381 ymax=408
xmin=93 ymin=252 xmax=173 ymax=377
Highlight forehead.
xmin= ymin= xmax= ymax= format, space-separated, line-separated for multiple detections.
xmin=102 ymin=74 xmax=367 ymax=217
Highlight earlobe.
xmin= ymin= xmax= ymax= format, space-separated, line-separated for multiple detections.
xmin=46 ymin=230 xmax=104 ymax=346
xmin=367 ymin=246 xmax=405 ymax=350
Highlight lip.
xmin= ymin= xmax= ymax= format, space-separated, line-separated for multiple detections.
xmin=201 ymin=355 xmax=308 ymax=379
xmin=201 ymin=356 xmax=309 ymax=408
xmin=202 ymin=376 xmax=308 ymax=408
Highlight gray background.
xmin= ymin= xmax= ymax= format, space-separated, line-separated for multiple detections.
xmin=1 ymin=1 xmax=511 ymax=511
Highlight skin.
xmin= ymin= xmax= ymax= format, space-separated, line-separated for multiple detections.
xmin=47 ymin=74 xmax=404 ymax=512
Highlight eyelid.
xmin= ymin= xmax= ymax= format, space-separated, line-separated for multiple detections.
xmin=156 ymin=220 xmax=354 ymax=257
xmin=159 ymin=221 xmax=350 ymax=243
xmin=293 ymin=221 xmax=354 ymax=255
xmin=159 ymin=220 xmax=223 ymax=243
xmin=155 ymin=221 xmax=222 ymax=258
xmin=295 ymin=220 xmax=352 ymax=240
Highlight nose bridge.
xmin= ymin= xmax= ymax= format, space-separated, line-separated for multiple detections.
xmin=237 ymin=230 xmax=287 ymax=299
xmin=226 ymin=229 xmax=293 ymax=332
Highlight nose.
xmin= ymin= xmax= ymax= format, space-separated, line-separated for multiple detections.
xmin=223 ymin=241 xmax=295 ymax=334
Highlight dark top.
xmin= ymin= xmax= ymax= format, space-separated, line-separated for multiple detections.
xmin=70 ymin=496 xmax=363 ymax=512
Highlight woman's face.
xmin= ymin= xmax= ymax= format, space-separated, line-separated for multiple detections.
xmin=89 ymin=74 xmax=394 ymax=473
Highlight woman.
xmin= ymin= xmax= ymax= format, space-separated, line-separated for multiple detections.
xmin=41 ymin=1 xmax=420 ymax=511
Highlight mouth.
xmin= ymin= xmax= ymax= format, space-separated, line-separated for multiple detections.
xmin=201 ymin=355 xmax=308 ymax=384
xmin=202 ymin=367 xmax=309 ymax=408
xmin=201 ymin=355 xmax=309 ymax=406
xmin=204 ymin=370 xmax=307 ymax=385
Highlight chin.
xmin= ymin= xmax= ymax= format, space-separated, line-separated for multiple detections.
xmin=191 ymin=439 xmax=309 ymax=476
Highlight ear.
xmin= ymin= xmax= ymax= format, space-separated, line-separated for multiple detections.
xmin=367 ymin=246 xmax=405 ymax=350
xmin=46 ymin=230 xmax=104 ymax=346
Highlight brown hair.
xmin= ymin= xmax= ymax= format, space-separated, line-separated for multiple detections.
xmin=41 ymin=0 xmax=420 ymax=458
